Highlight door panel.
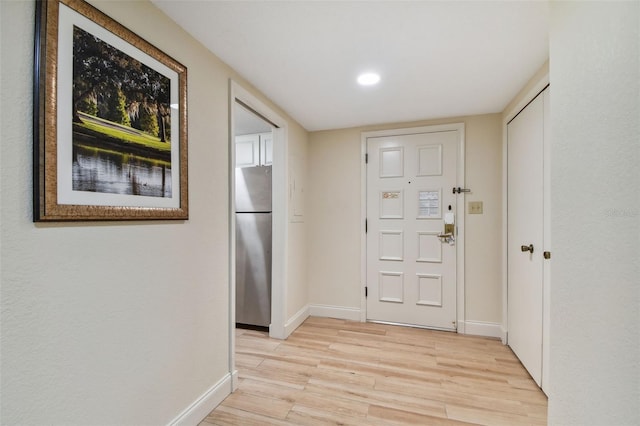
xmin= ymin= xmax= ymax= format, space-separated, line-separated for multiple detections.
xmin=366 ymin=130 xmax=459 ymax=330
xmin=235 ymin=134 xmax=260 ymax=168
xmin=260 ymin=133 xmax=273 ymax=166
xmin=507 ymin=90 xmax=546 ymax=385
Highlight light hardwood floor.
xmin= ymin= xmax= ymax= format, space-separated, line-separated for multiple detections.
xmin=200 ymin=317 xmax=547 ymax=426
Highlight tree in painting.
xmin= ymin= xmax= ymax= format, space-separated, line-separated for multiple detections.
xmin=71 ymin=26 xmax=173 ymax=198
xmin=72 ymin=26 xmax=171 ymax=141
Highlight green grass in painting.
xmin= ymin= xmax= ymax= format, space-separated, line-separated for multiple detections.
xmin=75 ymin=111 xmax=171 ymax=153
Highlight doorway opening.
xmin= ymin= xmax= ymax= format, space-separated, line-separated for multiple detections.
xmin=229 ymin=80 xmax=288 ymax=390
xmin=233 ymin=101 xmax=274 ymax=332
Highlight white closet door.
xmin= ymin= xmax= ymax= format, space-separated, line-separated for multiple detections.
xmin=507 ymin=89 xmax=547 ymax=386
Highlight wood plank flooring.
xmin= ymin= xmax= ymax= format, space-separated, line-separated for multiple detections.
xmin=200 ymin=317 xmax=547 ymax=426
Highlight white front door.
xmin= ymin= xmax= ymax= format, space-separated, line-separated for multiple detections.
xmin=507 ymin=88 xmax=548 ymax=386
xmin=366 ymin=127 xmax=462 ymax=330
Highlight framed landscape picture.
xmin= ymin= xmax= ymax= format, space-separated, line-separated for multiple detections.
xmin=34 ymin=0 xmax=188 ymax=221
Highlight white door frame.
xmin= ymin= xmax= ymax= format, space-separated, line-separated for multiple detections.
xmin=360 ymin=123 xmax=466 ymax=332
xmin=502 ymin=74 xmax=550 ymax=390
xmin=229 ymin=80 xmax=289 ymax=390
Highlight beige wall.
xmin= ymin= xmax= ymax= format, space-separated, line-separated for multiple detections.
xmin=307 ymin=127 xmax=363 ymax=309
xmin=0 ymin=1 xmax=307 ymax=423
xmin=307 ymin=113 xmax=503 ymax=325
xmin=548 ymin=2 xmax=639 ymax=423
xmin=286 ymin=124 xmax=309 ymax=321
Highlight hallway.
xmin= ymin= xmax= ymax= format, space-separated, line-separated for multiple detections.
xmin=201 ymin=317 xmax=547 ymax=425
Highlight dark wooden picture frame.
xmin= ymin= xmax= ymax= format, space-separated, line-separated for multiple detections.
xmin=34 ymin=0 xmax=188 ymax=221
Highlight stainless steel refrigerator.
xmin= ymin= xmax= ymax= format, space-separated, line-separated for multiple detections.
xmin=235 ymin=166 xmax=272 ymax=328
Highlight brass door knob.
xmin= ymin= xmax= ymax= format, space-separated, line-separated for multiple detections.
xmin=521 ymin=244 xmax=534 ymax=253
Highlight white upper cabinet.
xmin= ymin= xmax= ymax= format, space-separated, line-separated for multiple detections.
xmin=260 ymin=133 xmax=273 ymax=166
xmin=235 ymin=133 xmax=272 ymax=168
xmin=235 ymin=134 xmax=260 ymax=168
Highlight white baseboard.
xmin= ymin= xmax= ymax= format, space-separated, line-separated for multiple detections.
xmin=168 ymin=373 xmax=232 ymax=426
xmin=284 ymin=304 xmax=310 ymax=337
xmin=309 ymin=304 xmax=361 ymax=321
xmin=462 ymin=320 xmax=504 ymax=339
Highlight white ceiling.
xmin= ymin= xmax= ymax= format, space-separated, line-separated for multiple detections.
xmin=234 ymin=101 xmax=273 ymax=136
xmin=152 ymin=0 xmax=549 ymax=132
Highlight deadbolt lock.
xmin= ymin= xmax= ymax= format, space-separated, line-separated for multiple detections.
xmin=543 ymin=251 xmax=551 ymax=260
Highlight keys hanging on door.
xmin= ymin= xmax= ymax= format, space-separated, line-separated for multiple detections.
xmin=438 ymin=206 xmax=456 ymax=245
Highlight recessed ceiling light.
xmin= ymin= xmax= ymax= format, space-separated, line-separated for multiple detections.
xmin=357 ymin=72 xmax=380 ymax=86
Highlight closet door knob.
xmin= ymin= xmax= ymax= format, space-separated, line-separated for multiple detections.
xmin=520 ymin=244 xmax=534 ymax=253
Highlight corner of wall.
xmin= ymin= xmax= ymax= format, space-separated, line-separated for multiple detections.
xmin=309 ymin=304 xmax=361 ymax=321
xmin=462 ymin=321 xmax=504 ymax=339
xmin=502 ymin=60 xmax=550 ymax=123
xmin=167 ymin=375 xmax=233 ymax=426
xmin=284 ymin=303 xmax=310 ymax=337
